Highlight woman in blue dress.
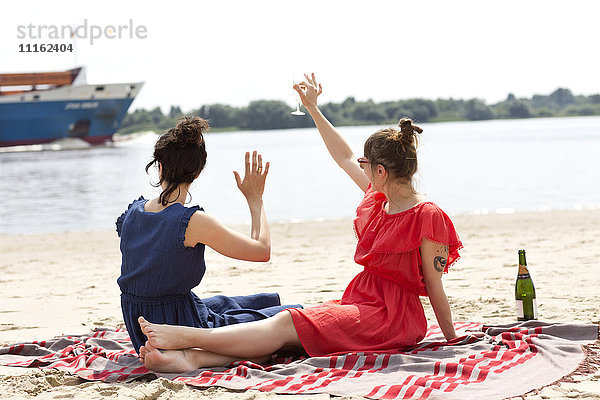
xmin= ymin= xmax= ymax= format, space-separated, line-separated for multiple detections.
xmin=116 ymin=116 xmax=301 ymax=353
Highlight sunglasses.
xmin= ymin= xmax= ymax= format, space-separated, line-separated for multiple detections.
xmin=357 ymin=157 xmax=370 ymax=169
xmin=357 ymin=157 xmax=386 ymax=169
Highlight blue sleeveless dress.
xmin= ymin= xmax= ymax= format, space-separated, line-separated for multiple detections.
xmin=116 ymin=197 xmax=301 ymax=352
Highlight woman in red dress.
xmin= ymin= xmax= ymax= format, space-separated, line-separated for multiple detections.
xmin=136 ymin=74 xmax=463 ymax=372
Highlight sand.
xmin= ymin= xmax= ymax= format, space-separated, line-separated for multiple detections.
xmin=0 ymin=209 xmax=599 ymax=399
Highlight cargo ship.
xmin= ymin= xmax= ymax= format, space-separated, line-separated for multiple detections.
xmin=0 ymin=66 xmax=143 ymax=147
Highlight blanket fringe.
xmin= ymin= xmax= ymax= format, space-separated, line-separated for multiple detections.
xmin=511 ymin=326 xmax=600 ymax=399
xmin=559 ymin=337 xmax=600 ymax=382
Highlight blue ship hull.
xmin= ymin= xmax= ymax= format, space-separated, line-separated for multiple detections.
xmin=0 ymin=98 xmax=135 ymax=147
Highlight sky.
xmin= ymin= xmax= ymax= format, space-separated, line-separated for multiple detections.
xmin=2 ymin=0 xmax=599 ymax=113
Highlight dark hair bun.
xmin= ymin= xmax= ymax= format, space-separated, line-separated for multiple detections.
xmin=171 ymin=116 xmax=209 ymax=146
xmin=398 ymin=118 xmax=423 ymax=136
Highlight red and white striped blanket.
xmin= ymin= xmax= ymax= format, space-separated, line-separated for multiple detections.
xmin=0 ymin=321 xmax=597 ymax=399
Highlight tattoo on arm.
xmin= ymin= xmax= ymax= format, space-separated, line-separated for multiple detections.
xmin=433 ymin=256 xmax=447 ymax=272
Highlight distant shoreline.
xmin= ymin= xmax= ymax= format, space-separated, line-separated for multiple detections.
xmin=120 ymin=113 xmax=600 ymax=136
xmin=117 ymin=88 xmax=600 ymax=135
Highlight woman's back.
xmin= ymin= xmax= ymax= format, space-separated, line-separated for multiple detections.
xmin=116 ymin=117 xmax=302 ymax=353
xmin=116 ymin=192 xmax=298 ymax=353
xmin=116 ymin=197 xmax=205 ymax=297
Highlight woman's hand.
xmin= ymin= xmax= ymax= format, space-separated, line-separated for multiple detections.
xmin=186 ymin=150 xmax=271 ymax=262
xmin=233 ymin=150 xmax=270 ymax=202
xmin=293 ymin=73 xmax=322 ymax=112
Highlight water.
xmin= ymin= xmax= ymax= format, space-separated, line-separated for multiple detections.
xmin=1 ymin=116 xmax=599 ymax=234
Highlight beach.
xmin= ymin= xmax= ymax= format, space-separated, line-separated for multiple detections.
xmin=0 ymin=209 xmax=599 ymax=399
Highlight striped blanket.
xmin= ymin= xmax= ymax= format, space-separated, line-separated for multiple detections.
xmin=0 ymin=321 xmax=597 ymax=399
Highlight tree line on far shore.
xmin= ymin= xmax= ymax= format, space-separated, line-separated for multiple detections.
xmin=117 ymin=88 xmax=600 ymax=134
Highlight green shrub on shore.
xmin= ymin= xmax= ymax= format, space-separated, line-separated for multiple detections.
xmin=118 ymin=88 xmax=600 ymax=135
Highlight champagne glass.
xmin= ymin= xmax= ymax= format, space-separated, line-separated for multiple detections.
xmin=291 ymin=76 xmax=305 ymax=116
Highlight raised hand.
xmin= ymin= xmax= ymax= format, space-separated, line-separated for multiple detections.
xmin=293 ymin=73 xmax=323 ymax=111
xmin=233 ymin=150 xmax=270 ymax=202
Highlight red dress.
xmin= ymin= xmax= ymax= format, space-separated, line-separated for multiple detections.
xmin=287 ymin=186 xmax=462 ymax=356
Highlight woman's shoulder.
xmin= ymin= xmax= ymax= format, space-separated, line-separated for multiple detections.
xmin=125 ymin=196 xmax=147 ymax=212
xmin=377 ymin=201 xmax=458 ymax=238
xmin=115 ymin=196 xmax=146 ymax=237
xmin=129 ymin=195 xmax=147 ymax=207
xmin=414 ymin=201 xmax=447 ymax=216
xmin=410 ymin=201 xmax=460 ymax=242
xmin=412 ymin=202 xmax=462 ymax=269
xmin=404 ymin=202 xmax=456 ymax=230
xmin=366 ymin=201 xmax=462 ymax=260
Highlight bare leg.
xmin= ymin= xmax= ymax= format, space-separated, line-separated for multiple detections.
xmin=139 ymin=311 xmax=301 ymax=358
xmin=143 ymin=342 xmax=271 ymax=373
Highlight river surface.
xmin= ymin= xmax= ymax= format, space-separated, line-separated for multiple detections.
xmin=1 ymin=116 xmax=599 ymax=234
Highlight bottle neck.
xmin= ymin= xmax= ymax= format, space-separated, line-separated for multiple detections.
xmin=518 ymin=251 xmax=527 ymax=265
xmin=518 ymin=250 xmax=528 ymax=274
xmin=518 ymin=263 xmax=530 ymax=275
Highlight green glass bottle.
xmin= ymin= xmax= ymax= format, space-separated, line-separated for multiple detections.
xmin=515 ymin=249 xmax=537 ymax=321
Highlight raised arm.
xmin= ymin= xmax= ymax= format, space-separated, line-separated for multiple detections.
xmin=184 ymin=151 xmax=271 ymax=262
xmin=294 ymin=74 xmax=370 ymax=192
xmin=420 ymin=238 xmax=457 ymax=341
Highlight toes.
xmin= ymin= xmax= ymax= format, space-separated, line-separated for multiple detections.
xmin=138 ymin=316 xmax=152 ymax=334
xmin=145 ymin=340 xmax=157 ymax=351
xmin=139 ymin=345 xmax=150 ymax=364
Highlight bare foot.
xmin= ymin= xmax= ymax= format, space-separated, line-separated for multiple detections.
xmin=142 ymin=341 xmax=264 ymax=372
xmin=143 ymin=341 xmax=198 ymax=373
xmin=139 ymin=345 xmax=149 ymax=364
xmin=138 ymin=316 xmax=198 ymax=349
